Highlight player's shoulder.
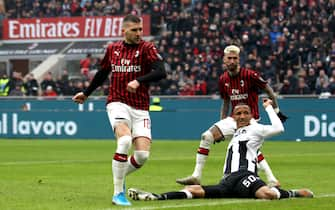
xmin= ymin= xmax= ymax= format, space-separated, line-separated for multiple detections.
xmin=141 ymin=40 xmax=156 ymax=49
xmin=242 ymin=67 xmax=262 ymax=78
xmin=247 ymin=123 xmax=264 ymax=134
xmin=106 ymin=41 xmax=122 ymax=49
xmin=241 ymin=67 xmax=258 ymax=74
xmin=219 ymin=71 xmax=229 ymax=80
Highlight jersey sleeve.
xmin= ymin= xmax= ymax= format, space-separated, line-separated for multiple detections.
xmin=258 ymin=106 xmax=285 ymax=138
xmin=250 ymin=70 xmax=267 ymax=89
xmin=144 ymin=42 xmax=163 ymax=64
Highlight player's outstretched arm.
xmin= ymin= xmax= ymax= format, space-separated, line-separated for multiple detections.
xmin=262 ymin=98 xmax=284 ymax=136
xmin=263 ymin=84 xmax=288 ymax=122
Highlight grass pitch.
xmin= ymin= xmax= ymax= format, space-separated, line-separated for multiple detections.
xmin=0 ymin=139 xmax=334 ymax=210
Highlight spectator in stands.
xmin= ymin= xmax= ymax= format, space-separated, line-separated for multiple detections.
xmin=8 ymin=84 xmax=24 ymax=96
xmin=315 ymin=77 xmax=330 ymax=95
xmin=305 ymin=68 xmax=317 ymax=94
xmin=279 ymin=77 xmax=294 ymax=95
xmin=294 ymin=77 xmax=312 ymax=95
xmin=0 ymin=73 xmax=10 ymax=96
xmin=24 ymin=73 xmax=39 ymax=96
xmin=328 ymin=70 xmax=335 ymax=95
xmin=55 ymin=70 xmax=72 ymax=95
xmin=80 ymin=53 xmax=92 ymax=77
xmin=42 ymin=85 xmax=58 ymax=97
xmin=8 ymin=72 xmax=25 ymax=95
xmin=315 ymin=69 xmax=329 ymax=89
xmin=40 ymin=72 xmax=57 ymax=93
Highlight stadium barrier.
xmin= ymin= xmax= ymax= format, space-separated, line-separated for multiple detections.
xmin=0 ymin=96 xmax=334 ymax=141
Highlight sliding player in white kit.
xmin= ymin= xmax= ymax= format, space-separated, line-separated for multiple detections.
xmin=128 ymin=99 xmax=313 ymax=201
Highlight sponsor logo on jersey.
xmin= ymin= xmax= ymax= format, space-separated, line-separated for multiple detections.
xmin=111 ymin=64 xmax=141 ymax=72
xmin=230 ymin=89 xmax=248 ymax=100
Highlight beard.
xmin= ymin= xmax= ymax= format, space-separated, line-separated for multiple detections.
xmin=227 ymin=63 xmax=239 ymax=76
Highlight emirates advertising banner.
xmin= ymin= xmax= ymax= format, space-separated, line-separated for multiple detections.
xmin=2 ymin=15 xmax=151 ymax=41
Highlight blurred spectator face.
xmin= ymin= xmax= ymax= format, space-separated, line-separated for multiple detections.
xmin=308 ymin=68 xmax=315 ymax=76
xmin=319 ymin=69 xmax=326 ymax=76
xmin=298 ymin=77 xmax=306 ymax=88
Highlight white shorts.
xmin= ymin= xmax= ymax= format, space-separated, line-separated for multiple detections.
xmin=106 ymin=102 xmax=151 ymax=140
xmin=214 ymin=117 xmax=258 ymax=140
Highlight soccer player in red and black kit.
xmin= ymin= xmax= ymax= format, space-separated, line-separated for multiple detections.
xmin=176 ymin=45 xmax=288 ymax=187
xmin=72 ymin=14 xmax=166 ymax=206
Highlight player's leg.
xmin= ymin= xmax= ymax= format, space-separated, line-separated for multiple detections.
xmin=124 ymin=109 xmax=151 ymax=175
xmin=256 ymin=186 xmax=314 ymax=199
xmin=128 ymin=185 xmax=205 ymax=201
xmin=234 ymin=172 xmax=313 ymax=200
xmin=257 ymin=151 xmax=280 ymax=187
xmin=107 ymin=103 xmax=132 ymax=206
xmin=125 ymin=137 xmax=150 ymax=175
xmin=176 ymin=117 xmax=235 ymax=185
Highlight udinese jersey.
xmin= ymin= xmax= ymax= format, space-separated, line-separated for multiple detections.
xmin=223 ymin=106 xmax=284 ymax=176
xmin=219 ymin=68 xmax=267 ymax=119
xmin=100 ymin=40 xmax=162 ymax=110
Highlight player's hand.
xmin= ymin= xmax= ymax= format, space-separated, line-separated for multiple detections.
xmin=262 ymin=98 xmax=273 ymax=108
xmin=277 ymin=111 xmax=288 ymax=123
xmin=72 ymin=92 xmax=88 ymax=104
xmin=127 ymin=80 xmax=140 ymax=93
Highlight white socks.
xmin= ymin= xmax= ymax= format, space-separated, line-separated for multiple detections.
xmin=125 ymin=150 xmax=150 ymax=175
xmin=112 ymin=135 xmax=132 ymax=195
xmin=192 ymin=131 xmax=214 ymax=179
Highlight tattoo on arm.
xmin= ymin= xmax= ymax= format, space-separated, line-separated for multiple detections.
xmin=221 ymin=98 xmax=230 ymax=119
xmin=264 ymin=85 xmax=278 ymax=108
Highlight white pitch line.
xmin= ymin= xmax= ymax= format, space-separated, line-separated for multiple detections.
xmin=102 ymin=193 xmax=335 ymax=210
xmin=0 ymin=152 xmax=334 ymax=166
xmin=0 ymin=159 xmax=104 ymax=166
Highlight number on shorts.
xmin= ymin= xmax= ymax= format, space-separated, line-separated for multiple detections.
xmin=143 ymin=118 xmax=151 ymax=128
xmin=242 ymin=175 xmax=258 ymax=188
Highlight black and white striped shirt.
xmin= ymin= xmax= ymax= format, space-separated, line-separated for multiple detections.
xmin=223 ymin=106 xmax=284 ymax=176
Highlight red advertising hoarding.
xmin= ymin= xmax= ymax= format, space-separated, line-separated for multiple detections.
xmin=2 ymin=15 xmax=151 ymax=42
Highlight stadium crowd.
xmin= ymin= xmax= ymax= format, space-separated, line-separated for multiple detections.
xmin=0 ymin=0 xmax=335 ymax=96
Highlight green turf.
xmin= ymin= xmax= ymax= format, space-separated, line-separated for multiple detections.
xmin=0 ymin=139 xmax=334 ymax=210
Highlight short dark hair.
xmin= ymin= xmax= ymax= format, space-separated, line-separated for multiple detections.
xmin=123 ymin=14 xmax=141 ymax=24
xmin=233 ymin=103 xmax=251 ymax=113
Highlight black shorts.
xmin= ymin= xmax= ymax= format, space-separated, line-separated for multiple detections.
xmin=202 ymin=171 xmax=266 ymax=198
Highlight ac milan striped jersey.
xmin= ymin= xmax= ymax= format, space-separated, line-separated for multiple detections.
xmin=223 ymin=106 xmax=284 ymax=176
xmin=100 ymin=40 xmax=163 ymax=110
xmin=219 ymin=68 xmax=267 ymax=119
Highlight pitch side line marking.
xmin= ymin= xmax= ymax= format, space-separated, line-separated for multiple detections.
xmin=0 ymin=160 xmax=104 ymax=165
xmin=105 ymin=193 xmax=335 ymax=210
xmin=0 ymin=153 xmax=334 ymax=166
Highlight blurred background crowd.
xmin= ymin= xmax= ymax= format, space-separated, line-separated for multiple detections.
xmin=0 ymin=0 xmax=334 ymax=97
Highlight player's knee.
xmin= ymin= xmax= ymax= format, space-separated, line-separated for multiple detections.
xmin=200 ymin=131 xmax=214 ymax=148
xmin=134 ymin=150 xmax=150 ymax=166
xmin=256 ymin=186 xmax=279 ymax=200
xmin=116 ymin=135 xmax=132 ymax=154
xmin=184 ymin=185 xmax=205 ymax=198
